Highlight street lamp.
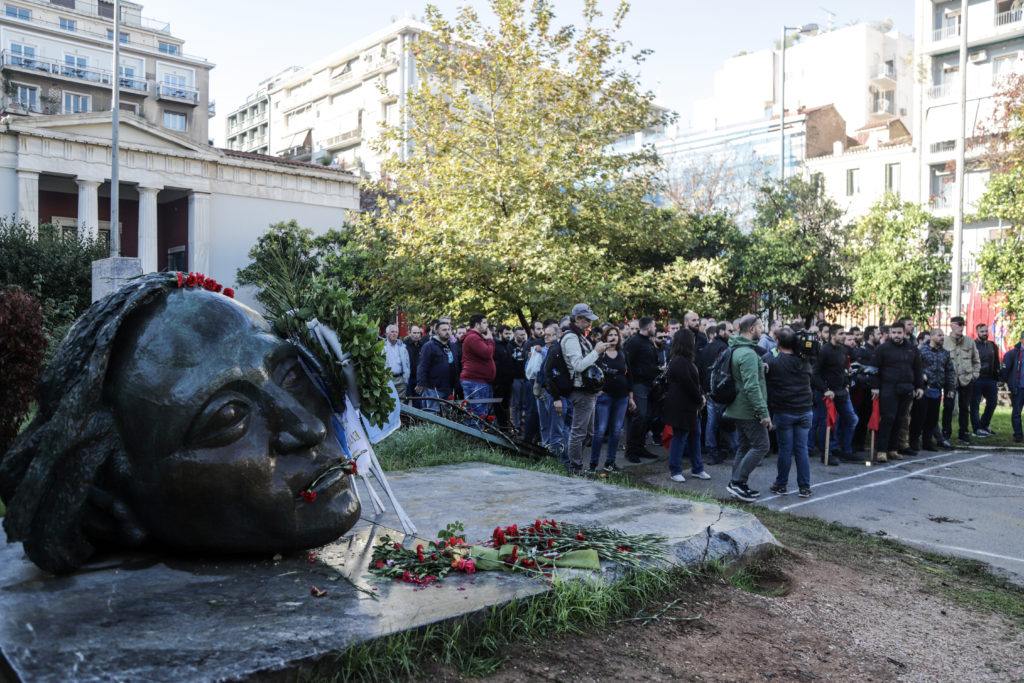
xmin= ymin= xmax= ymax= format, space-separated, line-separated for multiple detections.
xmin=779 ymin=23 xmax=819 ymax=180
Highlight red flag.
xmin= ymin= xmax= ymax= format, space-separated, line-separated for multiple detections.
xmin=661 ymin=425 xmax=674 ymax=450
xmin=867 ymin=395 xmax=881 ymax=432
xmin=825 ymin=396 xmax=838 ymax=429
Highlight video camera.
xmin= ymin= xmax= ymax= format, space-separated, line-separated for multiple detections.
xmin=794 ymin=329 xmax=820 ymax=358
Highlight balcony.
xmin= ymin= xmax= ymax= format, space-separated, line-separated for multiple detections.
xmin=323 ymin=126 xmax=363 ymax=150
xmin=870 ymin=98 xmax=894 ymax=117
xmin=156 ymin=82 xmax=199 ymax=104
xmin=871 ymin=63 xmax=897 ymax=88
xmin=996 ymin=8 xmax=1023 ymax=27
xmin=0 ymin=50 xmax=147 ymax=92
xmin=930 ymin=140 xmax=956 ymax=154
xmin=928 ymin=82 xmax=952 ymax=100
xmin=362 ymin=53 xmax=399 ymax=78
xmin=932 ymin=24 xmax=960 ymax=42
xmin=930 ymin=194 xmax=952 ymax=210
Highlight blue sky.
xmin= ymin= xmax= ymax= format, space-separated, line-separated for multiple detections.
xmin=137 ymin=0 xmax=916 ymax=145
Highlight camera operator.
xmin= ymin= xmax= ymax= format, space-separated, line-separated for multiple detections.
xmin=811 ymin=325 xmax=859 ymax=463
xmin=766 ymin=327 xmax=814 ymax=498
xmin=871 ymin=325 xmax=924 ymax=462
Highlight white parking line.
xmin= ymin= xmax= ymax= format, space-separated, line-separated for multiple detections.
xmin=774 ymin=452 xmax=999 ymax=511
xmin=914 ymin=473 xmax=1024 ymax=491
xmin=884 ymin=534 xmax=1024 ymax=567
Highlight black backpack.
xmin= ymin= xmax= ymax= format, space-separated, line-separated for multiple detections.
xmin=708 ymin=347 xmax=738 ymax=405
xmin=543 ymin=338 xmax=575 ymax=399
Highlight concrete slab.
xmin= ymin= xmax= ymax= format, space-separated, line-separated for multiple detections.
xmin=0 ymin=463 xmax=776 ymax=682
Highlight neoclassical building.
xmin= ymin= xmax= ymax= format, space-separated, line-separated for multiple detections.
xmin=0 ymin=110 xmax=360 ymax=295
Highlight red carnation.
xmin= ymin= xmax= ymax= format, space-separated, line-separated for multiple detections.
xmin=195 ymin=273 xmax=206 ymax=287
xmin=575 ymin=533 xmax=586 ymax=541
xmin=185 ymin=273 xmax=197 ymax=287
xmin=301 ymin=490 xmax=317 ymax=502
xmin=447 ymin=395 xmax=455 ymax=400
xmin=486 ymin=414 xmax=496 ymax=422
xmin=375 ymin=560 xmax=385 ymax=569
xmin=223 ymin=288 xmax=235 ymax=299
xmin=176 ymin=272 xmax=184 ymax=288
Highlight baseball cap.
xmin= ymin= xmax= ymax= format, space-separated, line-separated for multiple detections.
xmin=570 ymin=303 xmax=598 ymax=321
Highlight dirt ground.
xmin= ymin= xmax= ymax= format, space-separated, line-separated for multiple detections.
xmin=475 ymin=545 xmax=1024 ymax=682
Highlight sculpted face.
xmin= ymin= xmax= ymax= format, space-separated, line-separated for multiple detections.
xmin=103 ymin=289 xmax=360 ymax=554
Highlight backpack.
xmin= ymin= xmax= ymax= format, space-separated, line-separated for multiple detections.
xmin=709 ymin=347 xmax=738 ymax=405
xmin=543 ymin=339 xmax=575 ymax=399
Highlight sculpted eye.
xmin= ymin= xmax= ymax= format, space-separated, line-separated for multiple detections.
xmin=275 ymin=358 xmax=306 ymax=391
xmin=188 ymin=394 xmax=251 ymax=448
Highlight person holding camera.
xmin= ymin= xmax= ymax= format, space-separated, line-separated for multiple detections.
xmin=561 ymin=303 xmax=613 ymax=476
xmin=766 ymin=327 xmax=814 ymax=498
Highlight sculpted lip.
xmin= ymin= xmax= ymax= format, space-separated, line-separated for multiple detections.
xmin=302 ymin=461 xmax=350 ymax=497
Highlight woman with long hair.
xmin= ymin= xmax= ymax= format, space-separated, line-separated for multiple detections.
xmin=588 ymin=326 xmax=635 ymax=474
xmin=664 ymin=328 xmax=710 ymax=482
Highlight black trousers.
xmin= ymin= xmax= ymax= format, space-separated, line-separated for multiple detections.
xmin=878 ymin=383 xmax=914 ymax=453
xmin=942 ymin=382 xmax=974 ymax=438
xmin=909 ymin=396 xmax=941 ymax=449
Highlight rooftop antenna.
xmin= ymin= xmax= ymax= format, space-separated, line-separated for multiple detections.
xmin=819 ymin=6 xmax=836 ymax=31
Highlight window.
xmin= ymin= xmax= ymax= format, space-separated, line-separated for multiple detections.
xmin=118 ymin=64 xmax=141 ymax=89
xmin=163 ymin=111 xmax=186 ymax=131
xmin=63 ymin=92 xmax=89 ymax=113
xmin=50 ymin=0 xmax=76 ymax=8
xmin=158 ymin=41 xmax=180 ymax=55
xmin=161 ymin=74 xmax=192 ymax=99
xmin=167 ymin=246 xmax=186 ymax=272
xmin=64 ymin=54 xmax=87 ymax=79
xmin=14 ymin=83 xmax=37 ymax=110
xmin=846 ymin=168 xmax=860 ymax=196
xmin=106 ymin=29 xmax=129 ymax=42
xmin=5 ymin=5 xmax=30 ymax=20
xmin=885 ymin=163 xmax=902 ymax=194
xmin=59 ymin=17 xmax=75 ymax=31
xmin=993 ymin=55 xmax=1017 ymax=85
xmin=97 ymin=0 xmax=113 ymax=18
xmin=10 ymin=43 xmax=36 ymax=67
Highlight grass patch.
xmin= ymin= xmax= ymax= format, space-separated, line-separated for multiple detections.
xmin=306 ymin=565 xmax=695 ymax=681
xmin=973 ymin=404 xmax=1020 ymax=448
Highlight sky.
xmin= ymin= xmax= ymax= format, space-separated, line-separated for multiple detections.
xmin=135 ymin=0 xmax=917 ymax=146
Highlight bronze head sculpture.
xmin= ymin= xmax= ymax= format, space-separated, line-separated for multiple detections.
xmin=0 ymin=272 xmax=360 ymax=574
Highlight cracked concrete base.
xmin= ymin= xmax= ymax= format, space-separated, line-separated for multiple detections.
xmin=0 ymin=462 xmax=776 ymax=682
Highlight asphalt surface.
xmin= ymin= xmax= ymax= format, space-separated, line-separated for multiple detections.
xmin=616 ymin=442 xmax=1024 ymax=585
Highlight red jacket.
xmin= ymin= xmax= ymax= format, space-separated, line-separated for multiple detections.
xmin=460 ymin=328 xmax=496 ymax=383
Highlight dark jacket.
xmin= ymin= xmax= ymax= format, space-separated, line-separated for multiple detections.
xmin=460 ymin=329 xmax=495 ymax=383
xmin=510 ymin=340 xmax=527 ymax=380
xmin=812 ymin=341 xmax=850 ymax=395
xmin=920 ymin=343 xmax=955 ymax=393
xmin=663 ymin=355 xmax=702 ymax=432
xmin=493 ymin=339 xmax=515 ymax=386
xmin=623 ymin=334 xmax=660 ymax=386
xmin=417 ymin=337 xmax=460 ymax=395
xmin=1001 ymin=343 xmax=1024 ymax=394
xmin=597 ymin=351 xmax=632 ymax=399
xmin=697 ymin=335 xmax=728 ymax=392
xmin=765 ymin=351 xmax=813 ymax=414
xmin=405 ymin=337 xmax=424 ymax=383
xmin=871 ymin=339 xmax=924 ymax=390
xmin=976 ymin=338 xmax=1001 ymax=380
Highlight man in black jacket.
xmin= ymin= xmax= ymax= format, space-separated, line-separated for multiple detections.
xmin=971 ymin=322 xmax=1001 ymax=437
xmin=415 ymin=321 xmax=461 ymax=411
xmin=811 ymin=325 xmax=859 ymax=463
xmin=871 ymin=325 xmax=924 ymax=462
xmin=405 ymin=325 xmax=425 ymax=399
xmin=623 ymin=317 xmax=660 ymax=463
xmin=698 ymin=322 xmax=737 ymax=464
xmin=766 ymin=327 xmax=814 ymax=497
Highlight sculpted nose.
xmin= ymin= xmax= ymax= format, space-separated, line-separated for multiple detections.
xmin=265 ymin=383 xmax=327 ymax=454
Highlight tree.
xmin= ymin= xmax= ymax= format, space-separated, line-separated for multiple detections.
xmin=739 ymin=173 xmax=850 ymax=322
xmin=975 ymin=72 xmax=1024 ymax=337
xmin=368 ymin=0 xmax=670 ymax=326
xmin=848 ymin=194 xmax=951 ymax=323
xmin=663 ymin=148 xmax=770 ymax=225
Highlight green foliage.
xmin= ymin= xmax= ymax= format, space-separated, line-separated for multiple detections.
xmin=848 ymin=194 xmax=951 ymax=322
xmin=740 ymin=174 xmax=850 ymax=321
xmin=368 ymin=0 xmax=672 ymax=326
xmin=0 ymin=287 xmax=46 ymax=457
xmin=0 ymin=218 xmax=107 ymax=355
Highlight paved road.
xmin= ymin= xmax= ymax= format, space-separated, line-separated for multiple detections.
xmin=622 ymin=444 xmax=1024 ymax=584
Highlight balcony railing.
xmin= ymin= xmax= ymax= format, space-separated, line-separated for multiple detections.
xmin=932 ymin=24 xmax=960 ymax=42
xmin=930 ymin=194 xmax=951 ymax=210
xmin=996 ymin=8 xmax=1023 ymax=26
xmin=156 ymin=82 xmax=199 ymax=103
xmin=930 ymin=140 xmax=956 ymax=154
xmin=928 ymin=82 xmax=952 ymax=99
xmin=0 ymin=50 xmax=147 ymax=91
xmin=323 ymin=127 xmax=363 ymax=149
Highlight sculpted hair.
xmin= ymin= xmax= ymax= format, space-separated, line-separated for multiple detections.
xmin=0 ymin=272 xmax=181 ymax=574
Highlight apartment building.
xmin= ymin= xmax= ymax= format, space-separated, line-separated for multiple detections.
xmin=225 ymin=16 xmax=426 ymax=177
xmin=692 ymin=23 xmax=915 ymax=138
xmin=0 ymin=0 xmax=213 ymax=143
xmin=224 ymin=66 xmax=300 ymax=156
xmin=913 ymin=0 xmax=1024 ymax=272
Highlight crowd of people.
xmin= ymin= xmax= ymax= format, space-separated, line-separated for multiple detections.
xmin=381 ymin=305 xmax=1024 ymax=503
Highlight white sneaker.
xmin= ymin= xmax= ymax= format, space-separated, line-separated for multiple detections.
xmin=669 ymin=473 xmax=686 ymax=483
xmin=691 ymin=471 xmax=711 ymax=480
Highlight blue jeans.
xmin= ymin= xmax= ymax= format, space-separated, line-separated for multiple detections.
xmin=510 ymin=378 xmax=530 ymax=431
xmin=1011 ymin=390 xmax=1024 ymax=440
xmin=774 ymin=410 xmax=812 ymax=489
xmin=704 ymin=398 xmax=737 ymax=462
xmin=811 ymin=392 xmax=858 ymax=454
xmin=971 ymin=378 xmax=998 ymax=432
xmin=420 ymin=387 xmax=443 ymax=413
xmin=537 ymin=392 xmax=568 ymax=461
xmin=460 ymin=380 xmax=492 ymax=428
xmin=668 ymin=427 xmax=704 ymax=476
xmin=590 ymin=394 xmax=629 ymax=466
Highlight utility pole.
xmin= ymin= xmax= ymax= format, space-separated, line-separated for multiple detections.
xmin=951 ymin=0 xmax=968 ymax=318
xmin=110 ymin=0 xmax=121 ymax=257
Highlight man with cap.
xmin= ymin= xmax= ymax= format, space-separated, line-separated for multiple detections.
xmin=561 ymin=303 xmax=612 ymax=475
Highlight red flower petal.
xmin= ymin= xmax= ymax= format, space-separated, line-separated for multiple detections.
xmin=176 ymin=272 xmax=184 ymax=288
xmin=223 ymin=288 xmax=235 ymax=299
xmin=301 ymin=491 xmax=317 ymax=502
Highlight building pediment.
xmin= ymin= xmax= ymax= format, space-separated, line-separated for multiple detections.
xmin=1 ymin=112 xmax=215 ymax=157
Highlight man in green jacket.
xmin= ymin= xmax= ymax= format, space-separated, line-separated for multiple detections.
xmin=726 ymin=314 xmax=772 ymax=502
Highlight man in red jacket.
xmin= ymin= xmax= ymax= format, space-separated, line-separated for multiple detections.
xmin=461 ymin=313 xmax=496 ymax=427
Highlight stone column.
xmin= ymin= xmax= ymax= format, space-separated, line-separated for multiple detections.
xmin=16 ymin=170 xmax=39 ymax=234
xmin=137 ymin=186 xmax=161 ymax=273
xmin=75 ymin=178 xmax=101 ymax=240
xmin=187 ymin=191 xmax=211 ymax=274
